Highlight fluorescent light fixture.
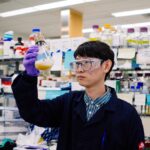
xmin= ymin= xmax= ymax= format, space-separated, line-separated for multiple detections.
xmin=0 ymin=7 xmax=39 ymax=17
xmin=0 ymin=0 xmax=99 ymax=17
xmin=112 ymin=8 xmax=150 ymax=17
xmin=35 ymin=0 xmax=99 ymax=11
xmin=118 ymin=22 xmax=150 ymax=28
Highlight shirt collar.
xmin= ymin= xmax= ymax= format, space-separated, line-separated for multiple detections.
xmin=84 ymin=86 xmax=111 ymax=107
xmin=74 ymin=87 xmax=118 ymax=113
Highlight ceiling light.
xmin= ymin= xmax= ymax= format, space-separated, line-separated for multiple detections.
xmin=112 ymin=8 xmax=150 ymax=17
xmin=35 ymin=0 xmax=99 ymax=11
xmin=0 ymin=0 xmax=99 ymax=17
xmin=116 ymin=22 xmax=150 ymax=28
xmin=0 ymin=7 xmax=39 ymax=17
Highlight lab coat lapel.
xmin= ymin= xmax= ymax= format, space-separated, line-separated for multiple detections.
xmin=86 ymin=91 xmax=117 ymax=126
xmin=74 ymin=94 xmax=87 ymax=123
xmin=86 ymin=108 xmax=106 ymax=126
xmin=73 ymin=87 xmax=117 ymax=125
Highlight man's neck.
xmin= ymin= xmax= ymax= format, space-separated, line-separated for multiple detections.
xmin=85 ymin=83 xmax=106 ymax=100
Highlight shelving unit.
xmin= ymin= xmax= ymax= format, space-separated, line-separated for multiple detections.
xmin=0 ymin=57 xmax=24 ymax=141
xmin=0 ymin=38 xmax=150 ymax=147
xmin=0 ymin=57 xmax=23 ymax=73
xmin=0 ymin=80 xmax=28 ymax=142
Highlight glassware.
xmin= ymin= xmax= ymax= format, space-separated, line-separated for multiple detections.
xmin=30 ymin=28 xmax=53 ymax=76
xmin=89 ymin=25 xmax=100 ymax=41
xmin=35 ymin=41 xmax=53 ymax=76
xmin=138 ymin=27 xmax=149 ymax=48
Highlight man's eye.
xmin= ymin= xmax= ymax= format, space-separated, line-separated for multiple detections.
xmin=84 ymin=61 xmax=90 ymax=64
xmin=76 ymin=62 xmax=82 ymax=66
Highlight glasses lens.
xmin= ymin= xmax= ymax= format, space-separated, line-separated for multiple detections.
xmin=82 ymin=61 xmax=92 ymax=71
xmin=70 ymin=60 xmax=92 ymax=71
xmin=70 ymin=58 xmax=102 ymax=71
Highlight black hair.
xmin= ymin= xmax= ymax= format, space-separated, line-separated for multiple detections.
xmin=74 ymin=41 xmax=114 ymax=80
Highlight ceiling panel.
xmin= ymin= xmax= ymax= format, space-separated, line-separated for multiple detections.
xmin=0 ymin=0 xmax=61 ymax=12
xmin=0 ymin=0 xmax=150 ymax=39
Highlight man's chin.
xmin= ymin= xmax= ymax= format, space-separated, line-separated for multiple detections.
xmin=78 ymin=82 xmax=89 ymax=88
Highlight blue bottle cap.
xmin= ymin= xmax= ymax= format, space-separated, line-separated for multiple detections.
xmin=32 ymin=28 xmax=40 ymax=32
xmin=131 ymin=86 xmax=135 ymax=89
xmin=137 ymin=82 xmax=143 ymax=87
xmin=136 ymin=85 xmax=140 ymax=89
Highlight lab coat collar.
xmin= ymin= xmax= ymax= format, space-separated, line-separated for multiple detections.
xmin=103 ymin=87 xmax=118 ymax=112
xmin=73 ymin=87 xmax=118 ymax=123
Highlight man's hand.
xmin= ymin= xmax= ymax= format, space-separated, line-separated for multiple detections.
xmin=23 ymin=46 xmax=39 ymax=76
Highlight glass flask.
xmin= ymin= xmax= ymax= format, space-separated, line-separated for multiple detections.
xmin=35 ymin=41 xmax=53 ymax=76
xmin=32 ymin=29 xmax=53 ymax=76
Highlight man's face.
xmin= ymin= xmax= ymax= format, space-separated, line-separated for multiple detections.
xmin=70 ymin=56 xmax=106 ymax=88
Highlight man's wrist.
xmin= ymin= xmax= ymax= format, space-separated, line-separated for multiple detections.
xmin=20 ymin=71 xmax=38 ymax=84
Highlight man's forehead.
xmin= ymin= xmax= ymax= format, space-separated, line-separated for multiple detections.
xmin=76 ymin=56 xmax=95 ymax=60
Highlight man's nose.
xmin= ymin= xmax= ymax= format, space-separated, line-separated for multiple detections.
xmin=76 ymin=64 xmax=84 ymax=72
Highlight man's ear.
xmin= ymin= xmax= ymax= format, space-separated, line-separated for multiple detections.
xmin=102 ymin=59 xmax=112 ymax=73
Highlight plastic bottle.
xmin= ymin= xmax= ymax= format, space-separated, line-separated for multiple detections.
xmin=0 ymin=39 xmax=3 ymax=56
xmin=148 ymin=26 xmax=150 ymax=47
xmin=14 ymin=37 xmax=25 ymax=56
xmin=98 ymin=27 xmax=102 ymax=41
xmin=142 ymin=85 xmax=149 ymax=94
xmin=29 ymin=28 xmax=41 ymax=46
xmin=129 ymin=75 xmax=137 ymax=102
xmin=3 ymin=31 xmax=14 ymax=41
xmin=3 ymin=31 xmax=14 ymax=57
xmin=126 ymin=28 xmax=137 ymax=47
xmin=145 ymin=73 xmax=150 ymax=93
xmin=136 ymin=85 xmax=141 ymax=93
xmin=111 ymin=27 xmax=118 ymax=47
xmin=120 ymin=80 xmax=129 ymax=93
xmin=121 ymin=28 xmax=128 ymax=47
xmin=101 ymin=24 xmax=112 ymax=46
xmin=112 ymin=26 xmax=125 ymax=47
xmin=134 ymin=27 xmax=140 ymax=48
xmin=138 ymin=27 xmax=149 ymax=48
xmin=89 ymin=25 xmax=100 ymax=41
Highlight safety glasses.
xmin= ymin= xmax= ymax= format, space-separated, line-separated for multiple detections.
xmin=70 ymin=58 xmax=103 ymax=72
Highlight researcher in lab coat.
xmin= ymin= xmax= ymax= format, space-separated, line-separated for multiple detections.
xmin=12 ymin=41 xmax=145 ymax=150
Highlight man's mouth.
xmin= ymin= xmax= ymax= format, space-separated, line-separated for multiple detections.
xmin=77 ymin=75 xmax=86 ymax=80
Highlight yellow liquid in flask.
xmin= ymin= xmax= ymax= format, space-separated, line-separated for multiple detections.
xmin=35 ymin=59 xmax=52 ymax=70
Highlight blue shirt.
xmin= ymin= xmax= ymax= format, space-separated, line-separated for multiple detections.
xmin=84 ymin=87 xmax=111 ymax=121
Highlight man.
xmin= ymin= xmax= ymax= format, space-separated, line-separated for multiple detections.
xmin=12 ymin=41 xmax=145 ymax=150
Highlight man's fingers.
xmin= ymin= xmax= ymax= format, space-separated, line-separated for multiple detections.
xmin=23 ymin=58 xmax=36 ymax=65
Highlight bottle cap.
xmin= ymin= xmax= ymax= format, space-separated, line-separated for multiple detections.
xmin=131 ymin=86 xmax=135 ymax=89
xmin=140 ymin=27 xmax=148 ymax=32
xmin=145 ymin=73 xmax=150 ymax=77
xmin=0 ymin=41 xmax=3 ymax=45
xmin=136 ymin=85 xmax=141 ymax=89
xmin=137 ymin=82 xmax=143 ymax=87
xmin=32 ymin=28 xmax=40 ymax=32
xmin=104 ymin=24 xmax=112 ymax=29
xmin=127 ymin=28 xmax=135 ymax=33
xmin=92 ymin=25 xmax=99 ymax=29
